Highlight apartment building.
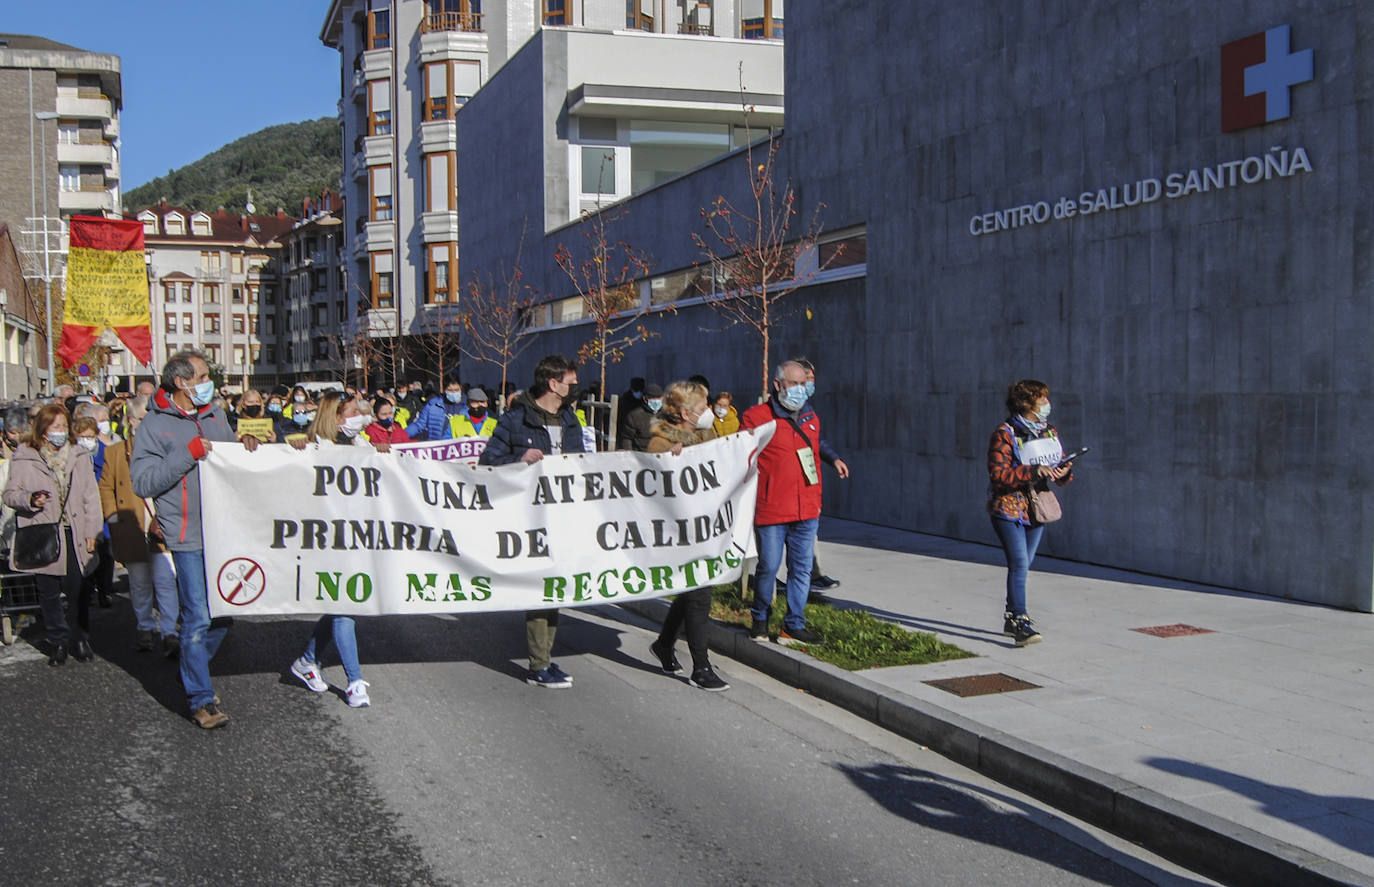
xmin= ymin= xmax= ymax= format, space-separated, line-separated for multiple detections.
xmin=0 ymin=223 xmax=47 ymax=398
xmin=319 ymin=0 xmax=783 ymax=379
xmin=278 ymin=191 xmax=350 ymax=385
xmin=131 ymin=203 xmax=294 ymax=389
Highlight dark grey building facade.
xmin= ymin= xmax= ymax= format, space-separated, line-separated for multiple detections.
xmin=459 ymin=1 xmax=1372 ymax=610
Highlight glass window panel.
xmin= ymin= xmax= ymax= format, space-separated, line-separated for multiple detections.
xmin=427 ymin=63 xmax=447 ymax=98
xmin=453 ymin=61 xmax=481 ymax=97
xmin=370 ymin=80 xmax=391 ymax=112
xmin=581 ymin=147 xmax=616 ymax=195
xmin=428 ymin=154 xmax=449 ymax=210
xmin=374 ymin=166 xmax=392 ymax=195
xmin=629 ymin=120 xmax=729 ymax=193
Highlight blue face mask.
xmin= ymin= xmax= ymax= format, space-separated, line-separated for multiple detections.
xmin=646 ymin=399 xmax=663 ymax=413
xmin=777 ymin=384 xmax=807 ymax=412
xmin=267 ymin=403 xmax=283 ymax=413
xmin=804 ymin=380 xmax=816 ymax=399
xmin=293 ymin=411 xmax=312 ymax=426
xmin=445 ymin=391 xmax=463 ymax=404
xmin=190 ymin=380 xmax=214 ymax=407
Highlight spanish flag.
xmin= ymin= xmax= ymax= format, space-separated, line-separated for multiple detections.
xmin=58 ymin=216 xmax=152 ymax=367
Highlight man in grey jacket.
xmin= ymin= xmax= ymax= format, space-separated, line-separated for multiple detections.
xmin=131 ymin=351 xmax=258 ymax=729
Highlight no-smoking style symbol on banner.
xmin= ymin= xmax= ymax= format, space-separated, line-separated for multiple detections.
xmin=217 ymin=558 xmax=266 ymax=606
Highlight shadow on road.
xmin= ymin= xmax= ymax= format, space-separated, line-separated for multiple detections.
xmin=837 ymin=761 xmax=1213 ymax=887
xmin=1145 ymin=757 xmax=1374 ymax=860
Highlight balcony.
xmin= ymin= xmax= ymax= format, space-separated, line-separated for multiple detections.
xmin=57 ymin=140 xmax=114 ymax=167
xmin=55 ymin=94 xmax=113 ymax=119
xmin=678 ymin=22 xmax=713 ymax=35
xmin=419 ymin=119 xmax=457 ymax=154
xmin=349 ymin=68 xmax=366 ymax=104
xmin=58 ymin=187 xmax=114 ymax=213
xmin=420 ymin=11 xmax=482 ymax=33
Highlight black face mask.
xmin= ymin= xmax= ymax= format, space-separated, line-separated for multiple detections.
xmin=242 ymin=405 xmax=263 ymax=418
xmin=469 ymin=407 xmax=487 ymax=420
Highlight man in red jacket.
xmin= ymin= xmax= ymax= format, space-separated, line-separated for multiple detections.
xmin=740 ymin=360 xmax=828 ymax=646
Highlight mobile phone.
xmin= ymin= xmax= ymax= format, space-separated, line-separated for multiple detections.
xmin=1058 ymin=446 xmax=1090 ymax=465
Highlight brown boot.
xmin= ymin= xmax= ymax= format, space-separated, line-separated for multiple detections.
xmin=191 ymin=702 xmax=229 ymax=729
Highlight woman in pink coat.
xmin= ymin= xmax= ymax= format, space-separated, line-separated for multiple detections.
xmin=3 ymin=404 xmax=103 ymax=665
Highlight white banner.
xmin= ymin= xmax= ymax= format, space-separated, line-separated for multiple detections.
xmin=201 ymin=424 xmax=775 ymax=617
xmin=392 ymin=435 xmax=487 ymax=461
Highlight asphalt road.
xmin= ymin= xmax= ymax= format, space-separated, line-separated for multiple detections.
xmin=0 ymin=599 xmax=1216 ymax=887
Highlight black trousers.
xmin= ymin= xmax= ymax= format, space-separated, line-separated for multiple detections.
xmin=35 ymin=528 xmax=87 ymax=648
xmin=657 ymin=587 xmax=712 ymax=670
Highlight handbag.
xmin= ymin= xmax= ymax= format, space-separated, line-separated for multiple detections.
xmin=1027 ymin=485 xmax=1062 ymax=525
xmin=12 ymin=482 xmax=71 ymax=571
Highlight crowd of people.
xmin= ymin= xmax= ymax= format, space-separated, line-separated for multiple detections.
xmin=0 ymin=351 xmax=1075 ymax=731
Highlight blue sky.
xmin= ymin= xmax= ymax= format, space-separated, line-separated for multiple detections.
xmin=6 ymin=1 xmax=340 ymax=189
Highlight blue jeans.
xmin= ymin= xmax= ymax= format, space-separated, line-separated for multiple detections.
xmin=171 ymin=549 xmax=230 ymax=711
xmin=991 ymin=517 xmax=1045 ymax=616
xmin=751 ymin=518 xmax=819 ymax=631
xmin=304 ymin=615 xmax=362 ymax=684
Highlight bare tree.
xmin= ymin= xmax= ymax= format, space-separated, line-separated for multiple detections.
xmin=410 ymin=303 xmax=463 ymax=389
xmin=553 ymin=205 xmax=654 ymax=395
xmin=458 ymin=225 xmax=538 ymax=397
xmin=692 ymin=79 xmax=840 ymax=400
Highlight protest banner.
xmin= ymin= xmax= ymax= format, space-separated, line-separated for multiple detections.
xmin=201 ymin=425 xmax=775 ymax=618
xmin=392 ymin=436 xmax=487 ymax=462
xmin=58 ymin=216 xmax=152 ymax=366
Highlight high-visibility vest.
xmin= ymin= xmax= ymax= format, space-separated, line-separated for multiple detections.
xmin=450 ymin=413 xmax=497 ymax=438
xmin=395 ymin=406 xmax=412 ymax=428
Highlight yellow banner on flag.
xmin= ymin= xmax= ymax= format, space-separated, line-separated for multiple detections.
xmin=65 ymin=246 xmax=149 ymax=328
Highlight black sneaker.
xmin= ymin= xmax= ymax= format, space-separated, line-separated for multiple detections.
xmin=748 ymin=619 xmax=769 ymax=641
xmin=1002 ymin=611 xmax=1017 ymax=637
xmin=778 ymin=626 xmax=822 ymax=647
xmin=1010 ymin=615 xmax=1042 ymax=647
xmin=689 ymin=667 xmax=730 ymax=692
xmin=650 ymin=639 xmax=683 ymax=674
xmin=810 ymin=574 xmax=841 ymax=591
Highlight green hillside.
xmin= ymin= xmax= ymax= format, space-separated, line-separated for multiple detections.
xmin=124 ymin=117 xmax=341 ymax=215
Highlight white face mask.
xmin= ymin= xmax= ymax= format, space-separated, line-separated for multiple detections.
xmin=97 ymin=420 xmax=111 ymax=436
xmin=294 ymin=395 xmax=307 ymax=404
xmin=694 ymin=407 xmax=714 ymax=430
xmin=77 ymin=436 xmax=98 ymax=452
xmin=46 ymin=431 xmax=68 ymax=449
xmin=714 ymin=406 xmax=728 ymax=418
xmin=341 ymin=414 xmax=368 ymax=437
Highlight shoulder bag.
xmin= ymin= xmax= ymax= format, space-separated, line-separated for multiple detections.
xmin=13 ymin=482 xmax=70 ymax=571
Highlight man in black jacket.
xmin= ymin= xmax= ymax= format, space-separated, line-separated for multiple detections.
xmin=617 ymin=382 xmax=660 ymax=452
xmin=478 ymin=355 xmax=586 ymax=688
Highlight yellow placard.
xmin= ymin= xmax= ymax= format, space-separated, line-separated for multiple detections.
xmin=65 ymin=246 xmax=149 ymax=328
xmin=236 ymin=418 xmax=276 ymax=441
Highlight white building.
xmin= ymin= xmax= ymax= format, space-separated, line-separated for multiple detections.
xmin=319 ymin=0 xmax=784 ymax=381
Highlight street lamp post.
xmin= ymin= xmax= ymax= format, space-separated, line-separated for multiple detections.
xmin=34 ymin=110 xmax=59 ymax=393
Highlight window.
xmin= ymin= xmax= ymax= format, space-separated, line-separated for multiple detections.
xmin=371 ymin=166 xmax=393 ymax=221
xmin=626 ymin=0 xmax=653 ymax=30
xmin=233 ymin=315 xmax=245 ymax=334
xmin=200 ymin=251 xmax=221 ymax=272
xmin=231 ymin=254 xmax=243 ymax=274
xmin=164 ymin=214 xmax=186 ymax=235
xmin=202 ymin=283 xmax=219 ymax=303
xmin=367 ymin=2 xmax=391 ymax=49
xmin=191 ymin=214 xmax=211 ymax=236
xmin=423 ymin=0 xmax=483 ymax=33
xmin=680 ymin=0 xmax=713 ymax=34
xmin=424 ymin=62 xmax=450 ymax=121
xmin=741 ymin=0 xmax=783 ymax=39
xmin=551 ymin=295 xmax=584 ymax=324
xmin=543 ymin=0 xmax=569 ymax=25
xmin=233 ymin=346 xmax=246 ymax=366
xmin=166 ymin=345 xmax=178 ymax=362
xmin=818 ymin=232 xmax=867 ymax=269
xmin=428 ymin=243 xmax=455 ymax=303
xmin=164 ymin=314 xmax=176 ymax=333
xmin=427 ymin=152 xmax=455 ymax=211
xmin=581 ymin=147 xmax=616 ymax=195
xmin=140 ymin=212 xmax=158 ymax=235
xmin=251 ymin=345 xmax=261 ymax=363
xmin=57 ymin=121 xmax=79 ymax=144
xmin=182 ymin=283 xmax=193 ymax=302
xmin=163 ymin=283 xmax=177 ymax=302
xmin=369 ymin=79 xmax=392 ymax=135
xmin=371 ymin=251 xmax=394 ymax=309
xmin=263 ymin=285 xmax=276 ymax=304
xmin=207 ymin=315 xmax=221 ymax=333
xmin=266 ymin=316 xmax=277 ymax=335
xmin=250 ymin=316 xmax=259 ymax=335
xmin=59 ymin=165 xmax=80 ymax=192
xmin=265 ymin=345 xmax=276 ymax=363
xmin=232 ymin=286 xmax=244 ymax=304
xmin=629 ymin=120 xmax=729 ymax=193
xmin=182 ymin=314 xmax=194 ymax=334
xmin=205 ymin=344 xmax=220 ymax=364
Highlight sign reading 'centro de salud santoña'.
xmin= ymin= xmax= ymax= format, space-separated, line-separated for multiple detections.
xmin=969 ymin=24 xmax=1316 ymax=237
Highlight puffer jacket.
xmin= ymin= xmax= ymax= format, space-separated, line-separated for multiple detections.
xmin=130 ymin=388 xmax=235 ymax=551
xmin=2 ymin=443 xmax=103 ymax=576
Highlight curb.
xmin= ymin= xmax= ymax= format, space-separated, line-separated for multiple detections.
xmin=617 ymin=599 xmax=1374 ymax=887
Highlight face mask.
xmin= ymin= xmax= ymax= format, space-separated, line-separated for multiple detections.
xmin=46 ymin=431 xmax=68 ymax=448
xmin=694 ymin=408 xmax=714 ymax=430
xmin=714 ymin=406 xmax=728 ymax=418
xmin=632 ymin=391 xmax=643 ymax=400
xmin=646 ymin=399 xmax=663 ymax=413
xmin=267 ymin=402 xmax=283 ymax=413
xmin=97 ymin=420 xmax=111 ymax=435
xmin=445 ymin=391 xmax=463 ymax=404
xmin=1036 ymin=403 xmax=1052 ymax=422
xmin=777 ymin=384 xmax=807 ymax=412
xmin=341 ymin=414 xmax=367 ymax=437
xmin=242 ymin=405 xmax=263 ymax=418
xmin=77 ymin=437 xmax=98 ymax=452
xmin=293 ymin=412 xmax=313 ymax=426
xmin=377 ymin=417 xmax=394 ymax=429
xmin=187 ymin=380 xmax=214 ymax=406
xmin=804 ymin=380 xmax=816 ymax=399
xmin=294 ymin=395 xmax=307 ymax=404
xmin=469 ymin=407 xmax=487 ymax=420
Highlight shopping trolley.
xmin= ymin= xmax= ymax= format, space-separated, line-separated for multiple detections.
xmin=0 ymin=559 xmax=41 ymax=645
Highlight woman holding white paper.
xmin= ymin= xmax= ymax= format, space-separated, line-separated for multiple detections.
xmin=986 ymin=379 xmax=1075 ymax=648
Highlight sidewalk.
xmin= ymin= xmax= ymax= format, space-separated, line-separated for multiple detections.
xmin=630 ymin=517 xmax=1374 ymax=887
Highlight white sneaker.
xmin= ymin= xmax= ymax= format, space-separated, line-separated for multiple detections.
xmin=346 ymin=679 xmax=371 ymax=708
xmin=291 ymin=657 xmax=328 ymax=693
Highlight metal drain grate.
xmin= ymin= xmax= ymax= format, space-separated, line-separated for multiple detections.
xmin=1131 ymin=624 xmax=1215 ymax=638
xmin=923 ymin=673 xmax=1041 ymax=697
